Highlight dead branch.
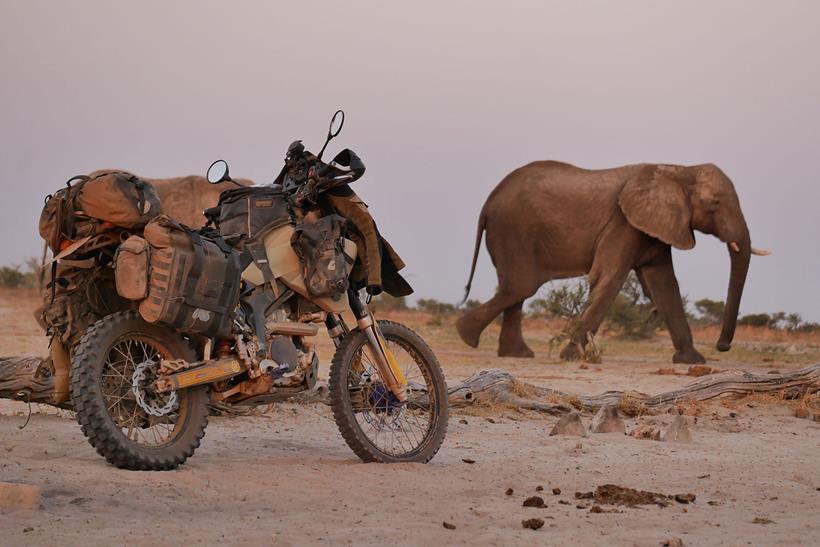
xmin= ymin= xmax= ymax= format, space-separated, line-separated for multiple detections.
xmin=447 ymin=364 xmax=820 ymax=415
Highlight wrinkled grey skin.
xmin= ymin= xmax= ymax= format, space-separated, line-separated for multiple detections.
xmin=456 ymin=161 xmax=768 ymax=364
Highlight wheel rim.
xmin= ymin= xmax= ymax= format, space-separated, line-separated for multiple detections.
xmin=100 ymin=336 xmax=187 ymax=448
xmin=346 ymin=335 xmax=437 ymax=458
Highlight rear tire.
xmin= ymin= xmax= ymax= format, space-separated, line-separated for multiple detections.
xmin=70 ymin=311 xmax=209 ymax=470
xmin=329 ymin=320 xmax=448 ymax=463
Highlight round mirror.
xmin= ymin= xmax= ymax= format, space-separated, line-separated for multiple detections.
xmin=207 ymin=159 xmax=229 ymax=184
xmin=329 ymin=110 xmax=345 ymax=137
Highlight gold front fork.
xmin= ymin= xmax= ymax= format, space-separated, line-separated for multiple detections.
xmin=356 ymin=313 xmax=408 ymax=403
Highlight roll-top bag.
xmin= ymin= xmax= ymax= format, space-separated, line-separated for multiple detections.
xmin=291 ymin=214 xmax=350 ymax=301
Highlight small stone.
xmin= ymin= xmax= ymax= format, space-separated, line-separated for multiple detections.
xmin=574 ymin=491 xmax=594 ymax=499
xmin=461 ymin=458 xmax=476 ymax=464
xmin=505 ymin=488 xmax=514 ymax=496
xmin=442 ymin=521 xmax=456 ymax=530
xmin=458 ymin=418 xmax=468 ymax=425
xmin=486 ymin=418 xmax=496 ymax=424
xmin=549 ymin=412 xmax=587 ymax=437
xmin=535 ymin=485 xmax=544 ymax=492
xmin=522 ymin=518 xmax=544 ymax=530
xmin=674 ymin=493 xmax=696 ymax=504
xmin=22 ymin=527 xmax=33 ymax=533
xmin=522 ymin=496 xmax=546 ymax=508
xmin=752 ymin=517 xmax=774 ymax=525
xmin=590 ymin=405 xmax=625 ymax=434
xmin=662 ymin=538 xmax=684 ymax=547
xmin=687 ymin=365 xmax=713 ymax=377
xmin=558 ymin=500 xmax=571 ymax=505
xmin=0 ymin=481 xmax=41 ymax=510
xmin=630 ymin=424 xmax=661 ymax=441
xmin=661 ymin=415 xmax=692 ymax=443
xmin=589 ymin=505 xmax=603 ymax=513
xmin=552 ymin=488 xmax=561 ymax=495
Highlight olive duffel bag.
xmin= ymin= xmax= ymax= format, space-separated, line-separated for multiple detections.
xmin=138 ymin=215 xmax=241 ymax=339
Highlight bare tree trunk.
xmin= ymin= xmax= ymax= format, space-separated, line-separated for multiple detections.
xmin=446 ymin=364 xmax=820 ymax=415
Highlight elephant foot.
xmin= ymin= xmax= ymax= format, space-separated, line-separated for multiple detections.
xmin=672 ymin=348 xmax=706 ymax=364
xmin=559 ymin=342 xmax=584 ymax=361
xmin=498 ymin=342 xmax=535 ymax=359
xmin=455 ymin=315 xmax=481 ymax=348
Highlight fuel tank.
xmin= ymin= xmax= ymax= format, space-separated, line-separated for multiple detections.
xmin=240 ymin=224 xmax=357 ymax=315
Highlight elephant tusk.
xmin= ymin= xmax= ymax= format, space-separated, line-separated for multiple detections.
xmin=751 ymin=247 xmax=772 ymax=256
xmin=729 ymin=241 xmax=740 ymax=253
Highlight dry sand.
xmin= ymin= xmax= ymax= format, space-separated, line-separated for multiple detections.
xmin=1 ymin=290 xmax=818 ymax=546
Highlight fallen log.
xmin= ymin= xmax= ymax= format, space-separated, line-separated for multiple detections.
xmin=4 ymin=354 xmax=818 ymax=417
xmin=447 ymin=364 xmax=820 ymax=415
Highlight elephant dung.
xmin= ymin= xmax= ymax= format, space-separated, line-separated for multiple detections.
xmin=0 ymin=481 xmax=41 ymax=510
xmin=661 ymin=415 xmax=693 ymax=443
xmin=549 ymin=412 xmax=587 ymax=437
xmin=590 ymin=405 xmax=625 ymax=434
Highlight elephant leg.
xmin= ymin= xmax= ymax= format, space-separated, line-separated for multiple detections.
xmin=559 ymin=267 xmax=631 ymax=361
xmin=638 ymin=249 xmax=705 ymax=364
xmin=560 ymin=223 xmax=639 ymax=361
xmin=498 ymin=301 xmax=534 ymax=358
xmin=456 ymin=287 xmax=526 ymax=349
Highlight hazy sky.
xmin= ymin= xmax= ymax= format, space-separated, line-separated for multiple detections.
xmin=1 ymin=1 xmax=818 ymax=320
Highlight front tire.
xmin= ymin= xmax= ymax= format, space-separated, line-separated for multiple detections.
xmin=329 ymin=320 xmax=448 ymax=463
xmin=70 ymin=311 xmax=209 ymax=470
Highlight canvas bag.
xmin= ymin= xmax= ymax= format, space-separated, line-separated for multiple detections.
xmin=39 ymin=171 xmax=162 ymax=252
xmin=139 ymin=215 xmax=241 ymax=339
xmin=114 ymin=235 xmax=151 ymax=301
xmin=291 ymin=215 xmax=349 ymax=300
xmin=217 ymin=186 xmax=292 ymax=243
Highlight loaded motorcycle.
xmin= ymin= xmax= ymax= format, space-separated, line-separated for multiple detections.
xmin=69 ymin=111 xmax=448 ymax=469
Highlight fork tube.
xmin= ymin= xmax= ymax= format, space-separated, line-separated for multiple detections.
xmin=347 ymin=290 xmax=407 ymax=402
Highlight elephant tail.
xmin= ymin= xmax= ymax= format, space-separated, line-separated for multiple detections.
xmin=460 ymin=207 xmax=487 ymax=306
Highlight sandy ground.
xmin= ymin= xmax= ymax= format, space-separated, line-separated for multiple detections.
xmin=1 ymin=289 xmax=819 ymax=546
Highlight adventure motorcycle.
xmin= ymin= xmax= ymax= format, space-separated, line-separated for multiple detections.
xmin=70 ymin=111 xmax=448 ymax=469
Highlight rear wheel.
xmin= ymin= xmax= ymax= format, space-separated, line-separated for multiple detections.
xmin=329 ymin=320 xmax=448 ymax=463
xmin=70 ymin=311 xmax=209 ymax=470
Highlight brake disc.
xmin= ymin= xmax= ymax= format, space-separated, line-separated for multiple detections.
xmin=132 ymin=360 xmax=178 ymax=417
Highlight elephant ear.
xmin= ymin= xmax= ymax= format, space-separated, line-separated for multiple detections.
xmin=618 ymin=166 xmax=695 ymax=250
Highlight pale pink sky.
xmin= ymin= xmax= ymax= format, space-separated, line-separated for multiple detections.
xmin=1 ymin=1 xmax=818 ymax=319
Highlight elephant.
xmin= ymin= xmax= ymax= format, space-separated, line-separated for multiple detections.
xmin=455 ymin=161 xmax=770 ymax=364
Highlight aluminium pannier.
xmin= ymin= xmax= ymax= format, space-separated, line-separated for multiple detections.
xmin=139 ymin=215 xmax=241 ymax=339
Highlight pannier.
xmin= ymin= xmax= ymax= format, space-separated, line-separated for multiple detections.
xmin=291 ymin=215 xmax=349 ymax=300
xmin=139 ymin=215 xmax=241 ymax=339
xmin=39 ymin=170 xmax=162 ymax=252
xmin=114 ymin=235 xmax=151 ymax=301
xmin=217 ymin=186 xmax=291 ymax=243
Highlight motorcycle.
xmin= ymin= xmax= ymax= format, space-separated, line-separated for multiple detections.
xmin=70 ymin=111 xmax=448 ymax=469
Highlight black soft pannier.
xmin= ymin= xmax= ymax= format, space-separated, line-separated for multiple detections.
xmin=291 ymin=215 xmax=349 ymax=300
xmin=217 ymin=186 xmax=292 ymax=243
xmin=139 ymin=215 xmax=241 ymax=339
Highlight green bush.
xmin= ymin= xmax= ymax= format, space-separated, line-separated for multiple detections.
xmin=373 ymin=293 xmax=408 ymax=311
xmin=694 ymin=298 xmax=725 ymax=324
xmin=0 ymin=266 xmax=25 ymax=288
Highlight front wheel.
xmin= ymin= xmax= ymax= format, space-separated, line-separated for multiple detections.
xmin=329 ymin=320 xmax=448 ymax=463
xmin=70 ymin=311 xmax=209 ymax=470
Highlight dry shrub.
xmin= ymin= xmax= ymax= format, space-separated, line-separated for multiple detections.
xmin=618 ymin=394 xmax=648 ymax=417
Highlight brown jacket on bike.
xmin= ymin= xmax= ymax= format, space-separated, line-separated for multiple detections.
xmin=322 ymin=184 xmax=413 ymax=297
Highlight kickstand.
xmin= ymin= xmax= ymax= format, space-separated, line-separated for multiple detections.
xmin=16 ymin=391 xmax=32 ymax=430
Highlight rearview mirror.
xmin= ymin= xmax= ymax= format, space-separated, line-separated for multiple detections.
xmin=207 ymin=159 xmax=230 ymax=184
xmin=317 ymin=109 xmax=345 ymax=160
xmin=329 ymin=109 xmax=345 ymax=137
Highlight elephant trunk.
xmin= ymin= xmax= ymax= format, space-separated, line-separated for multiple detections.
xmin=716 ymin=229 xmax=751 ymax=352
